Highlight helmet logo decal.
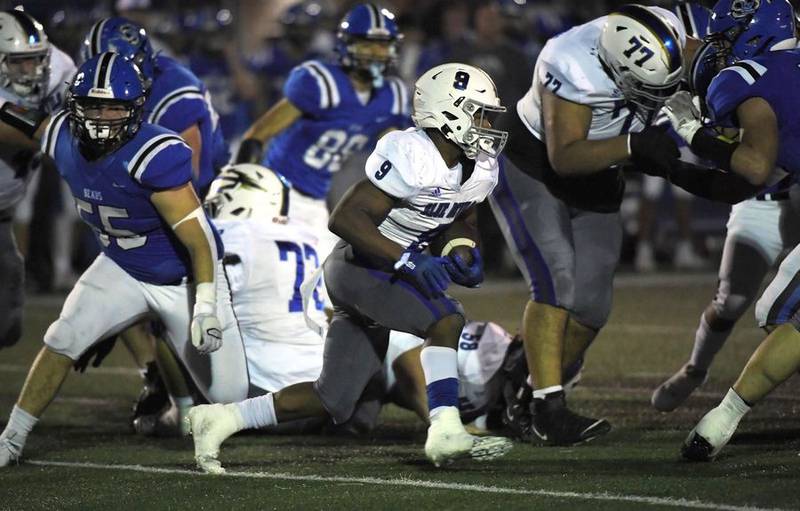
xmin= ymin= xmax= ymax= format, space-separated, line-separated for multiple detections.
xmin=731 ymin=0 xmax=760 ymax=19
xmin=118 ymin=23 xmax=141 ymax=45
xmin=453 ymin=71 xmax=470 ymax=90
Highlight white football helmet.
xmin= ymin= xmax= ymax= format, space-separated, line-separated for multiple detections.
xmin=205 ymin=164 xmax=290 ymax=222
xmin=0 ymin=10 xmax=50 ymax=104
xmin=599 ymin=4 xmax=685 ymax=117
xmin=412 ymin=62 xmax=507 ymax=159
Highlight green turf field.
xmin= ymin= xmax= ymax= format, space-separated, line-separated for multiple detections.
xmin=2 ymin=274 xmax=800 ymax=510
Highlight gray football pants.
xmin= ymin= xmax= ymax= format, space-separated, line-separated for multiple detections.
xmin=489 ymin=159 xmax=622 ymax=330
xmin=314 ymin=241 xmax=464 ymax=424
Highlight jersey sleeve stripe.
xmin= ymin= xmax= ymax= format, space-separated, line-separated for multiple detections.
xmin=390 ymin=77 xmax=408 ymax=115
xmin=722 ymin=60 xmax=767 ymax=85
xmin=148 ymin=86 xmax=205 ymax=124
xmin=42 ymin=109 xmax=69 ymax=159
xmin=127 ymin=134 xmax=186 ymax=182
xmin=389 ymin=79 xmax=400 ymax=115
xmin=302 ymin=62 xmax=331 ymax=109
xmin=307 ymin=61 xmax=340 ymax=108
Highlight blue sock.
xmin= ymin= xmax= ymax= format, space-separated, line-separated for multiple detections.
xmin=420 ymin=346 xmax=459 ymax=419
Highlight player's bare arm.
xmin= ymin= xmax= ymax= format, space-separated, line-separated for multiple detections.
xmin=730 ymin=98 xmax=778 ymax=186
xmin=236 ymin=99 xmax=302 ymax=163
xmin=180 ymin=124 xmax=203 ymax=182
xmin=151 ymin=183 xmax=215 ymax=285
xmin=541 ymin=88 xmax=629 ymax=176
xmin=328 ymin=179 xmax=405 ymax=266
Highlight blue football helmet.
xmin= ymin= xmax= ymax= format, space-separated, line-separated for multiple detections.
xmin=336 ymin=3 xmax=402 ymax=88
xmin=81 ymin=17 xmax=157 ymax=88
xmin=68 ymin=52 xmax=146 ymax=155
xmin=690 ymin=0 xmax=796 ymax=99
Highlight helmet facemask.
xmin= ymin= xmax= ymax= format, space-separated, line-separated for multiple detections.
xmin=457 ymin=99 xmax=507 ymax=159
xmin=69 ymin=96 xmax=143 ymax=157
xmin=341 ymin=36 xmax=398 ymax=88
xmin=1 ymin=48 xmax=50 ymax=103
xmin=616 ymin=70 xmax=681 ymax=121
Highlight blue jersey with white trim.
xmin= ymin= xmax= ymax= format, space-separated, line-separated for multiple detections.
xmin=145 ymin=55 xmax=230 ymax=193
xmin=41 ymin=113 xmax=224 ymax=284
xmin=263 ymin=60 xmax=411 ymax=199
xmin=707 ymin=49 xmax=800 ymax=176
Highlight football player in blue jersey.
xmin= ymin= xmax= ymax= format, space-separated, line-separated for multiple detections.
xmin=78 ymin=16 xmax=232 ymax=423
xmin=661 ymin=0 xmax=800 ymax=461
xmin=234 ymin=3 xmax=411 ymax=256
xmin=0 ymin=53 xmax=249 ymax=467
xmin=82 ymin=16 xmax=229 ymax=198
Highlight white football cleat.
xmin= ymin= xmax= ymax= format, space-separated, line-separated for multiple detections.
xmin=0 ymin=432 xmax=22 ymax=468
xmin=425 ymin=407 xmax=512 ymax=467
xmin=681 ymin=405 xmax=740 ymax=461
xmin=186 ymin=404 xmax=243 ymax=475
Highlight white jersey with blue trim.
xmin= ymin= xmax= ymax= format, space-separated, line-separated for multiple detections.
xmin=517 ymin=8 xmax=686 ymax=142
xmin=214 ymin=217 xmax=326 ymax=346
xmin=0 ymin=44 xmax=75 ymax=211
xmin=366 ymin=128 xmax=499 ymax=250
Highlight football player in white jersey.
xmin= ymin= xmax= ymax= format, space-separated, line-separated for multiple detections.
xmin=0 ymin=10 xmax=75 ymax=349
xmin=132 ymin=164 xmax=328 ymax=436
xmin=207 ymin=164 xmax=327 ymax=394
xmin=186 ymin=62 xmax=513 ymax=472
xmin=490 ymin=4 xmax=689 ymax=445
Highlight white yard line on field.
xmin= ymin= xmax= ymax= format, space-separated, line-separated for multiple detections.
xmin=28 ymin=460 xmax=786 ymax=511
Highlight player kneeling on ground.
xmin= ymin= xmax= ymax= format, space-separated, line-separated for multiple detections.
xmin=187 ymin=62 xmax=512 ymax=472
xmin=0 ymin=53 xmax=248 ymax=467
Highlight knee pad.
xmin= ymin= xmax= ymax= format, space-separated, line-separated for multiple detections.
xmin=43 ymin=317 xmax=83 ymax=360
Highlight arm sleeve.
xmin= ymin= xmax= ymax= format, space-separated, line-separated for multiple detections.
xmin=151 ymin=91 xmax=207 ymax=134
xmin=365 ymin=132 xmax=420 ymax=199
xmin=535 ymin=55 xmax=588 ymax=104
xmin=283 ymin=62 xmax=327 ymax=115
xmin=131 ymin=136 xmax=194 ymax=190
xmin=706 ymin=67 xmax=761 ymax=127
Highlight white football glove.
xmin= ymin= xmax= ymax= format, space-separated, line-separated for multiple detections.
xmin=191 ymin=301 xmax=223 ymax=354
xmin=664 ymin=91 xmax=703 ymax=145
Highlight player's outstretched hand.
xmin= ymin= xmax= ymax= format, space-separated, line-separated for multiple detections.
xmin=446 ymin=248 xmax=484 ymax=288
xmin=394 ymin=251 xmax=452 ymax=298
xmin=628 ymin=126 xmax=680 ymax=178
xmin=664 ymin=91 xmax=703 ymax=144
xmin=191 ymin=303 xmax=223 ymax=354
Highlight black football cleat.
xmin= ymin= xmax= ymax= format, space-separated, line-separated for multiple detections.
xmin=681 ymin=431 xmax=715 ymax=462
xmin=131 ymin=361 xmax=169 ymax=429
xmin=530 ymin=391 xmax=611 ymax=446
xmin=502 ymin=382 xmax=534 ymax=442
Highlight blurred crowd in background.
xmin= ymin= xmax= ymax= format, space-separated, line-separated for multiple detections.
xmin=3 ymin=0 xmax=727 ymax=293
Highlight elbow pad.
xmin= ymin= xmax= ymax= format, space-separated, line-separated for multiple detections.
xmin=0 ymin=102 xmax=48 ymax=139
xmin=233 ymin=138 xmax=264 ymax=164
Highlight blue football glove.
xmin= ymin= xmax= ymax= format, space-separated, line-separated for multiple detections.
xmin=446 ymin=248 xmax=484 ymax=288
xmin=394 ymin=251 xmax=452 ymax=298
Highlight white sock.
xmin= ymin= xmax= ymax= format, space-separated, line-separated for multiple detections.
xmin=420 ymin=346 xmax=459 ymax=420
xmin=235 ymin=393 xmax=277 ymax=430
xmin=533 ymin=385 xmax=563 ymax=400
xmin=689 ymin=313 xmax=732 ymax=371
xmin=719 ymin=388 xmax=751 ymax=423
xmin=1 ymin=405 xmax=38 ymax=450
